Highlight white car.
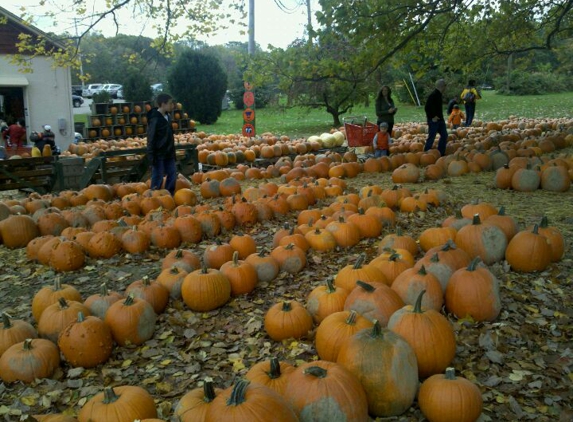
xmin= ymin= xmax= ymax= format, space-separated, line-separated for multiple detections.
xmin=102 ymin=84 xmax=123 ymax=99
xmin=82 ymin=83 xmax=103 ymax=98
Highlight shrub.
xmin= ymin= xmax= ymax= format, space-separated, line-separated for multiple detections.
xmin=494 ymin=71 xmax=569 ymax=95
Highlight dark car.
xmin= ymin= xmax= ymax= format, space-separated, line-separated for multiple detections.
xmin=72 ymin=85 xmax=83 ymax=96
xmin=72 ymin=95 xmax=84 ymax=108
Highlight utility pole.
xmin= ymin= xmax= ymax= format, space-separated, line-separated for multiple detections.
xmin=73 ymin=18 xmax=85 ymax=89
xmin=306 ymin=0 xmax=313 ymax=43
xmin=248 ymin=0 xmax=255 ymax=56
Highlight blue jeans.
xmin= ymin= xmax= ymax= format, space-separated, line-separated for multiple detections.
xmin=151 ymin=156 xmax=177 ymax=195
xmin=464 ymin=102 xmax=476 ymax=126
xmin=374 ymin=149 xmax=388 ymax=158
xmin=424 ymin=120 xmax=448 ymax=156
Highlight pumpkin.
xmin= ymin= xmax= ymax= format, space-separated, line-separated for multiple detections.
xmin=125 ymin=276 xmax=170 ymax=314
xmin=175 ymin=381 xmax=222 ymax=422
xmin=534 ymin=216 xmax=565 ymax=262
xmin=388 ymin=290 xmax=456 ymax=377
xmin=369 ymin=252 xmax=413 ymax=286
xmin=78 ymin=385 xmax=157 ymax=422
xmin=245 ymin=250 xmax=279 ymax=283
xmin=220 ymin=251 xmax=258 ymax=296
xmin=181 ymin=265 xmax=231 ymax=312
xmin=87 ymin=231 xmax=122 ymax=259
xmin=343 ymin=280 xmax=404 ymax=326
xmin=377 ymin=226 xmax=418 ymax=257
xmin=270 ymin=243 xmax=307 ymax=274
xmin=104 ymin=294 xmax=157 ymax=346
xmin=460 ymin=201 xmax=498 ymax=220
xmin=418 ymin=367 xmax=483 ymax=422
xmin=454 ymin=214 xmax=507 ymax=265
xmin=315 ymin=310 xmax=373 ymax=362
xmin=325 ymin=217 xmax=361 ymax=248
xmin=442 ymin=209 xmax=472 ymax=231
xmin=229 ymin=233 xmax=257 ymax=259
xmin=84 ymin=283 xmax=123 ymax=319
xmin=205 ymin=379 xmax=298 ymax=421
xmin=414 ymin=241 xmax=471 ymax=292
xmin=483 ymin=206 xmax=518 ymax=242
xmin=0 ymin=338 xmax=60 ymax=383
xmin=49 ymin=239 xmax=85 ymax=272
xmin=445 ymin=258 xmax=501 ymax=322
xmin=156 ymin=266 xmax=189 ymax=300
xmin=505 ymin=224 xmax=552 ymax=272
xmin=150 ymin=224 xmax=182 ymax=249
xmin=162 ymin=249 xmax=201 ymax=273
xmin=419 ymin=226 xmax=457 ymax=252
xmin=347 ymin=208 xmax=382 ymax=238
xmin=391 ymin=265 xmax=443 ymax=311
xmin=264 ymin=300 xmax=313 ymax=341
xmin=37 ymin=298 xmax=90 ymax=344
xmin=0 ymin=214 xmax=39 ymax=248
xmin=203 ymin=241 xmax=235 ymax=270
xmin=306 ymin=278 xmax=349 ymax=324
xmin=58 ymin=312 xmax=113 ymax=368
xmin=334 ymin=254 xmax=388 ymax=292
xmin=336 ymin=321 xmax=418 ymax=417
xmin=231 ymin=198 xmax=259 ymax=226
xmin=0 ymin=312 xmax=37 ymax=357
xmin=283 ymin=360 xmax=369 ymax=421
xmin=304 ymin=228 xmax=337 ymax=252
xmin=245 ymin=357 xmax=295 ymax=396
xmin=121 ymin=226 xmax=151 ymax=254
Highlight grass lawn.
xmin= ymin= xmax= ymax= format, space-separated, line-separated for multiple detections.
xmin=75 ymin=91 xmax=573 ymax=139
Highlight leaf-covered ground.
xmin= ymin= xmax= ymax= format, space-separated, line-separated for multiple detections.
xmin=0 ymin=163 xmax=572 ymax=421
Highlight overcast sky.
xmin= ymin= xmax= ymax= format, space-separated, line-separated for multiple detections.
xmin=4 ymin=0 xmax=316 ymax=50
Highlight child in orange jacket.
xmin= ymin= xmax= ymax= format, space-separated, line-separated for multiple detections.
xmin=448 ymin=105 xmax=465 ymax=129
xmin=372 ymin=122 xmax=393 ymax=157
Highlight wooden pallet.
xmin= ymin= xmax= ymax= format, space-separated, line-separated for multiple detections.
xmin=0 ymin=156 xmax=57 ymax=193
xmin=79 ymin=144 xmax=199 ymax=189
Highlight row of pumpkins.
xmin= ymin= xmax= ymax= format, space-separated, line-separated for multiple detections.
xmin=0 ymin=176 xmax=565 ymax=421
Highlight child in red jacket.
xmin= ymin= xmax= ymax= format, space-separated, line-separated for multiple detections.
xmin=373 ymin=122 xmax=393 ymax=157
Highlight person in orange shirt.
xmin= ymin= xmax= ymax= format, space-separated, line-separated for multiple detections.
xmin=448 ymin=105 xmax=465 ymax=129
xmin=372 ymin=122 xmax=393 ymax=157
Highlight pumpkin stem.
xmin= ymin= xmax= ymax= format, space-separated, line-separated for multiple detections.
xmin=77 ymin=311 xmax=85 ymax=322
xmin=124 ymin=293 xmax=136 ymax=306
xmin=396 ymin=226 xmax=403 ymax=236
xmin=142 ymin=276 xmax=151 ymax=286
xmin=281 ymin=301 xmax=292 ymax=312
xmin=303 ymin=366 xmax=328 ymax=378
xmin=472 ymin=214 xmax=481 ymax=225
xmin=102 ymin=387 xmax=120 ymax=404
xmin=345 ymin=310 xmax=358 ymax=325
xmin=413 ymin=290 xmax=426 ymax=313
xmin=99 ymin=283 xmax=109 ymax=296
xmin=442 ymin=239 xmax=456 ymax=251
xmin=201 ymin=261 xmax=209 ymax=274
xmin=23 ymin=338 xmax=34 ymax=350
xmin=325 ymin=278 xmax=336 ymax=293
xmin=418 ymin=265 xmax=428 ymax=276
xmin=353 ymin=253 xmax=365 ymax=269
xmin=314 ymin=228 xmax=321 ymax=234
xmin=268 ymin=357 xmax=282 ymax=379
xmin=170 ymin=266 xmax=180 ymax=274
xmin=498 ymin=206 xmax=506 ymax=216
xmin=356 ymin=280 xmax=375 ymax=292
xmin=467 ymin=257 xmax=481 ymax=271
xmin=285 ymin=243 xmax=295 ymax=250
xmin=231 ymin=250 xmax=240 ymax=266
xmin=532 ymin=224 xmax=540 ymax=235
xmin=175 ymin=249 xmax=184 ymax=258
xmin=2 ymin=312 xmax=12 ymax=329
xmin=369 ymin=320 xmax=382 ymax=338
xmin=203 ymin=380 xmax=216 ymax=403
xmin=358 ymin=207 xmax=365 ymax=215
xmin=227 ymin=379 xmax=250 ymax=406
xmin=444 ymin=367 xmax=457 ymax=380
xmin=58 ymin=297 xmax=69 ymax=309
xmin=454 ymin=209 xmax=463 ymax=219
xmin=54 ymin=276 xmax=62 ymax=291
xmin=389 ymin=252 xmax=399 ymax=262
xmin=430 ymin=253 xmax=440 ymax=263
xmin=539 ymin=216 xmax=549 ymax=228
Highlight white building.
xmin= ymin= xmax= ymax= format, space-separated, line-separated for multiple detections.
xmin=0 ymin=6 xmax=74 ymax=151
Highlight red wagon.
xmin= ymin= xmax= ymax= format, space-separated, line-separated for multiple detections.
xmin=343 ymin=116 xmax=378 ymax=148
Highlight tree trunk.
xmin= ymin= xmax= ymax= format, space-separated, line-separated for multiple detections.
xmin=506 ymin=53 xmax=513 ymax=93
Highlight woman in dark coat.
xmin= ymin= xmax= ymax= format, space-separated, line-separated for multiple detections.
xmin=375 ymin=86 xmax=398 ymax=136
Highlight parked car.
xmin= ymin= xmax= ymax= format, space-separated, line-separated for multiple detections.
xmin=480 ymin=84 xmax=494 ymax=90
xmin=116 ymin=88 xmax=124 ymax=99
xmin=72 ymin=95 xmax=84 ymax=108
xmin=82 ymin=83 xmax=103 ymax=98
xmin=71 ymin=85 xmax=83 ymax=96
xmin=103 ymin=84 xmax=123 ymax=99
xmin=150 ymin=83 xmax=164 ymax=94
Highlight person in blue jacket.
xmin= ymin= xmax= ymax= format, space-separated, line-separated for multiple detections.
xmin=147 ymin=93 xmax=176 ymax=195
xmin=423 ymin=79 xmax=448 ymax=156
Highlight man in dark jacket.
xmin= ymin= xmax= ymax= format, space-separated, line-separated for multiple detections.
xmin=147 ymin=93 xmax=176 ymax=195
xmin=423 ymin=79 xmax=448 ymax=156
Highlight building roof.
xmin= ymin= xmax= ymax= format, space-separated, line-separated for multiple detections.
xmin=0 ymin=5 xmax=67 ymax=55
